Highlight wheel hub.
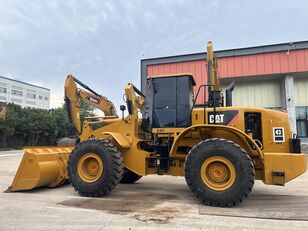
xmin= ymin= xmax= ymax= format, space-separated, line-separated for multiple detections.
xmin=77 ymin=153 xmax=103 ymax=183
xmin=208 ymin=162 xmax=228 ymax=182
xmin=87 ymin=159 xmax=100 ymax=176
xmin=200 ymin=156 xmax=236 ymax=191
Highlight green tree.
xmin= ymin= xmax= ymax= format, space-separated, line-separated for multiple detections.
xmin=51 ymin=106 xmax=69 ymax=138
xmin=0 ymin=99 xmax=96 ymax=148
xmin=17 ymin=107 xmax=57 ymax=145
xmin=0 ymin=103 xmax=22 ymax=137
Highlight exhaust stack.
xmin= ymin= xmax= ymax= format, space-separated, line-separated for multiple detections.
xmin=225 ymin=81 xmax=235 ymax=107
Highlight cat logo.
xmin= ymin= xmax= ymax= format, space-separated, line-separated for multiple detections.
xmin=208 ymin=110 xmax=239 ymax=125
xmin=209 ymin=114 xmax=224 ymax=124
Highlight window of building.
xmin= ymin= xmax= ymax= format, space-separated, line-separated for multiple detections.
xmin=45 ymin=96 xmax=48 ymax=101
xmin=296 ymin=106 xmax=308 ymax=137
xmin=26 ymin=101 xmax=36 ymax=105
xmin=0 ymin=96 xmax=6 ymax=101
xmin=12 ymin=89 xmax=23 ymax=96
xmin=11 ymin=98 xmax=22 ymax=103
xmin=12 ymin=85 xmax=23 ymax=90
xmin=39 ymin=95 xmax=42 ymax=100
xmin=0 ymin=87 xmax=7 ymax=93
xmin=27 ymin=92 xmax=36 ymax=99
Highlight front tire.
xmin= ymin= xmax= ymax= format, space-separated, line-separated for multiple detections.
xmin=185 ymin=138 xmax=255 ymax=207
xmin=68 ymin=139 xmax=124 ymax=197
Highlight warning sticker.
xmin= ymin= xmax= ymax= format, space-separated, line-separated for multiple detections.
xmin=273 ymin=127 xmax=285 ymax=143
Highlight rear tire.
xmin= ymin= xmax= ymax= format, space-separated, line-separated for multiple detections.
xmin=120 ymin=168 xmax=142 ymax=184
xmin=185 ymin=138 xmax=255 ymax=207
xmin=68 ymin=139 xmax=124 ymax=197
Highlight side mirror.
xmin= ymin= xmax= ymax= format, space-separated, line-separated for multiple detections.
xmin=120 ymin=105 xmax=126 ymax=119
xmin=120 ymin=105 xmax=126 ymax=111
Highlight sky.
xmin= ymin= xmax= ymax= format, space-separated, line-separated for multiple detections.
xmin=0 ymin=0 xmax=307 ymax=109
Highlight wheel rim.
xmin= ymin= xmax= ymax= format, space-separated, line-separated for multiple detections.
xmin=200 ymin=156 xmax=236 ymax=191
xmin=77 ymin=153 xmax=103 ymax=183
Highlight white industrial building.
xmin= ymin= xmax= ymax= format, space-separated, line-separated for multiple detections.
xmin=0 ymin=76 xmax=50 ymax=110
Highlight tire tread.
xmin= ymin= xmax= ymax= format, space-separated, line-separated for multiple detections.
xmin=185 ymin=138 xmax=255 ymax=207
xmin=68 ymin=139 xmax=124 ymax=197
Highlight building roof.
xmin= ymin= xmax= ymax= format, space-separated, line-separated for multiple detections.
xmin=0 ymin=76 xmax=50 ymax=91
xmin=141 ymin=40 xmax=308 ymax=64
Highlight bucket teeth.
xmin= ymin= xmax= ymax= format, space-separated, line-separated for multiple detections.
xmin=8 ymin=146 xmax=73 ymax=192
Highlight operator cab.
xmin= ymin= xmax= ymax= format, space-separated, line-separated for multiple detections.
xmin=144 ymin=74 xmax=196 ymax=131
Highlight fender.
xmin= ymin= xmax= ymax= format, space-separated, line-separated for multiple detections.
xmin=169 ymin=124 xmax=264 ymax=161
xmin=102 ymin=132 xmax=132 ymax=148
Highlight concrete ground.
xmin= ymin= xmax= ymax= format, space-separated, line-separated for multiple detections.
xmin=0 ymin=150 xmax=308 ymax=231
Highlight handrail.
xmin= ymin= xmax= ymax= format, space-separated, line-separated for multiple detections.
xmin=186 ymin=84 xmax=217 ymax=126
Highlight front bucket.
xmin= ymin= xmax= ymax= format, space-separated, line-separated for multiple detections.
xmin=7 ymin=146 xmax=73 ymax=192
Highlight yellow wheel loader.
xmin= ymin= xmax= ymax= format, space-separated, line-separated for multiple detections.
xmin=8 ymin=42 xmax=307 ymax=207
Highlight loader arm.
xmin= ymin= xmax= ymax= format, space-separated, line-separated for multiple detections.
xmin=64 ymin=74 xmax=118 ymax=135
xmin=124 ymin=83 xmax=145 ymax=117
xmin=206 ymin=41 xmax=220 ymax=91
xmin=8 ymin=74 xmax=119 ymax=192
xmin=206 ymin=41 xmax=223 ymax=106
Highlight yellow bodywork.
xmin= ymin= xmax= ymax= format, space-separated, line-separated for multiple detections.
xmin=9 ymin=147 xmax=73 ymax=191
xmin=150 ymin=106 xmax=307 ymax=184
